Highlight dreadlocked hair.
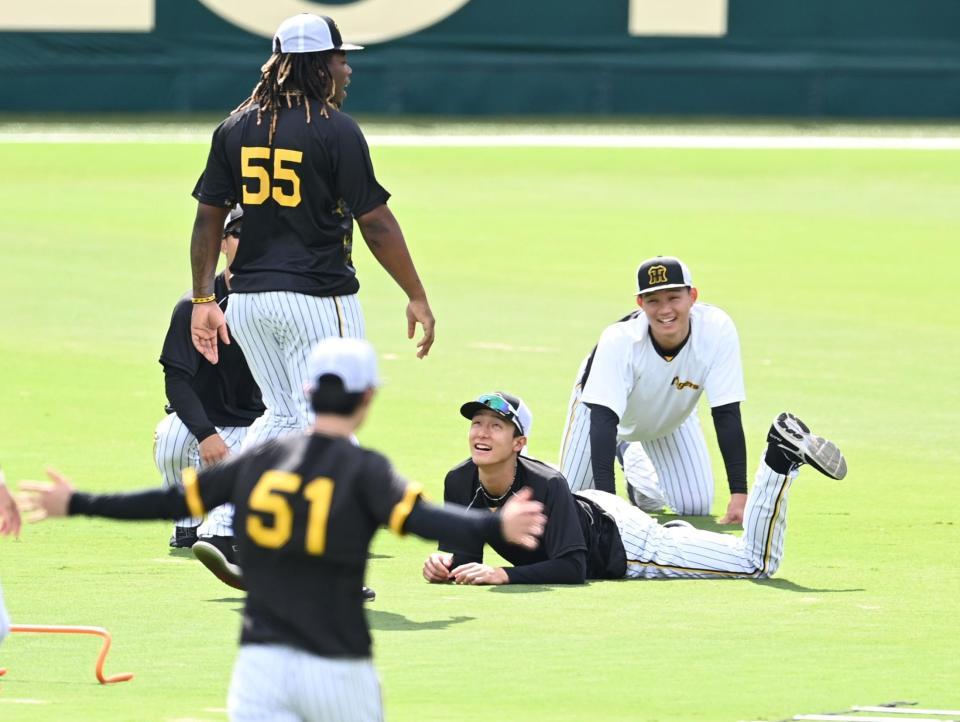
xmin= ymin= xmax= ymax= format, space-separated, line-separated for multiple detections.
xmin=233 ymin=51 xmax=339 ymax=144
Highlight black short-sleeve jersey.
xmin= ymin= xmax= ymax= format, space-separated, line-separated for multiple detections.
xmin=192 ymin=103 xmax=390 ymax=296
xmin=440 ymin=456 xmax=587 ymax=568
xmin=184 ymin=432 xmax=421 ymax=658
xmin=159 ymin=273 xmax=264 ymax=428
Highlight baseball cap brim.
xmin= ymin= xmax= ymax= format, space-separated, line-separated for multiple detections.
xmin=637 ymin=282 xmax=689 ymax=296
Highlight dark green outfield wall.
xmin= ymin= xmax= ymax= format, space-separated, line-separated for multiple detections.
xmin=2 ymin=0 xmax=959 ymax=117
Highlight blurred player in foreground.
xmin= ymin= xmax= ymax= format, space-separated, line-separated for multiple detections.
xmin=18 ymin=339 xmax=545 ymax=721
xmin=560 ymin=256 xmax=750 ymax=524
xmin=155 ymin=205 xmax=264 ymax=554
xmin=0 ymin=467 xmax=21 ymax=643
xmin=424 ymin=392 xmax=846 ymax=585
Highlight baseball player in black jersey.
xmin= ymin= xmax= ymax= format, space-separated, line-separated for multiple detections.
xmin=18 ymin=339 xmax=545 ymax=722
xmin=424 ymin=393 xmax=847 ymax=586
xmin=189 ymin=13 xmax=436 ymax=456
xmin=156 ymin=206 xmax=264 ymax=554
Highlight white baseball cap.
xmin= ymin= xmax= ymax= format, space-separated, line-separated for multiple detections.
xmin=306 ymin=338 xmax=380 ymax=394
xmin=460 ymin=392 xmax=534 ymax=438
xmin=273 ymin=14 xmax=364 ymax=54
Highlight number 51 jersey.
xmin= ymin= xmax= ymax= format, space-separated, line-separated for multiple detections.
xmin=184 ymin=432 xmax=420 ymax=659
xmin=192 ymin=100 xmax=390 ymax=297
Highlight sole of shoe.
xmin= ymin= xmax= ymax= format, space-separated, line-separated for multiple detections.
xmin=193 ymin=541 xmax=246 ymax=591
xmin=774 ymin=412 xmax=847 ymax=480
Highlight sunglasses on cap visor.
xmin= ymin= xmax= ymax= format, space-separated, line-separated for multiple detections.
xmin=477 ymin=394 xmax=524 ymax=435
xmin=223 ymin=225 xmax=241 ymax=239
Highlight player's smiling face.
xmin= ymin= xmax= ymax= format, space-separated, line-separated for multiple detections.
xmin=638 ymin=286 xmax=698 ymax=348
xmin=327 ymin=51 xmax=352 ymax=107
xmin=469 ymin=409 xmax=525 ymax=467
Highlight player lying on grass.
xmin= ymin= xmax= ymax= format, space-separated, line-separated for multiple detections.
xmin=18 ymin=339 xmax=546 ymax=722
xmin=423 ymin=392 xmax=847 ymax=585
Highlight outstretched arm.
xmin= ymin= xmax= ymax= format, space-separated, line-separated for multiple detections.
xmin=190 ymin=203 xmax=230 ymax=364
xmin=17 ymin=468 xmax=217 ymax=523
xmin=356 ymin=204 xmax=435 ymax=359
xmin=404 ymin=487 xmax=544 ymax=552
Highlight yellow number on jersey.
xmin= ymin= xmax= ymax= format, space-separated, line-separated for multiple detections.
xmin=240 ymin=146 xmax=303 ymax=208
xmin=246 ymin=471 xmax=334 ymax=554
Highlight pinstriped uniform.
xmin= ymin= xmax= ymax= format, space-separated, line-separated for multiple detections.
xmin=560 ymin=303 xmax=743 ymax=515
xmin=226 ymin=292 xmax=365 ymax=449
xmin=153 ymin=413 xmax=248 ymax=535
xmin=228 ymin=645 xmax=383 ymax=722
xmin=576 ymin=458 xmax=796 ymax=579
xmin=560 ymin=384 xmax=714 ymax=514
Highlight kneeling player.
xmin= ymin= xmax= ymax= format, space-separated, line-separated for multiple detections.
xmin=423 ymin=392 xmax=846 ymax=585
xmin=18 ymin=339 xmax=546 ymax=721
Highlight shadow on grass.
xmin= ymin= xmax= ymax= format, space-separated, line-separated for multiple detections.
xmin=367 ymin=610 xmax=474 ymax=631
xmin=750 ymin=578 xmax=864 ymax=593
xmin=487 ymin=584 xmax=558 ymax=594
xmin=651 ymin=515 xmax=738 ymax=534
xmin=167 ymin=547 xmax=194 ymax=557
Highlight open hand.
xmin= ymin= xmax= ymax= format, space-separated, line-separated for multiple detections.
xmin=16 ymin=468 xmax=75 ymax=522
xmin=499 ymin=487 xmax=546 ymax=549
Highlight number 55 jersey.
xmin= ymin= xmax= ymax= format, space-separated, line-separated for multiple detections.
xmin=192 ymin=101 xmax=390 ymax=297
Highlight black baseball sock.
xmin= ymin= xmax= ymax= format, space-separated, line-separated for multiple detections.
xmin=764 ymin=443 xmax=796 ymax=475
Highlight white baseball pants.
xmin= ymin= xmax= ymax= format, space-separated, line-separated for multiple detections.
xmin=226 ymin=292 xmax=364 ymax=450
xmin=228 ymin=644 xmax=383 ymax=722
xmin=576 ymin=457 xmax=798 ymax=579
xmin=154 ymin=413 xmax=248 ymax=536
xmin=560 ymin=381 xmax=714 ymax=515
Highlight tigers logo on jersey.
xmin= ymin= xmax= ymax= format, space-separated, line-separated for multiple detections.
xmin=648 ymin=265 xmax=669 ymax=285
xmin=671 ymin=376 xmax=700 ymax=391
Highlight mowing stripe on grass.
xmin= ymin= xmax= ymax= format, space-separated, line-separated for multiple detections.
xmin=1 ymin=131 xmax=960 ymax=150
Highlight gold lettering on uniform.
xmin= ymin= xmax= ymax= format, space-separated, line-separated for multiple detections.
xmin=648 ymin=265 xmax=668 ymax=285
xmin=671 ymin=376 xmax=700 ymax=391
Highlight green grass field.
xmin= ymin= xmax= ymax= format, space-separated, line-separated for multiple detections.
xmin=0 ymin=125 xmax=958 ymax=722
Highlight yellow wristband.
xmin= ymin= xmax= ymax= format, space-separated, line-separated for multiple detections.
xmin=191 ymin=294 xmax=216 ymax=304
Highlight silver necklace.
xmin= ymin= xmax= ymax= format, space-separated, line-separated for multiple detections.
xmin=479 ymin=462 xmax=518 ymax=506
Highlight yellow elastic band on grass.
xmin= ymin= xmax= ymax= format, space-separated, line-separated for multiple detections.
xmin=182 ymin=468 xmax=206 ymax=518
xmin=388 ymin=483 xmax=424 ymax=536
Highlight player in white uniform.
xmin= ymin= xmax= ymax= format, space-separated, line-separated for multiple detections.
xmin=560 ymin=257 xmax=749 ymax=524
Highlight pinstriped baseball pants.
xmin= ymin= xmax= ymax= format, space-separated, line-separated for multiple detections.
xmin=577 ymin=458 xmax=798 ymax=579
xmin=154 ymin=412 xmax=248 ymax=535
xmin=560 ymin=381 xmax=714 ymax=515
xmin=228 ymin=644 xmax=383 ymax=722
xmin=226 ymin=292 xmax=364 ymax=450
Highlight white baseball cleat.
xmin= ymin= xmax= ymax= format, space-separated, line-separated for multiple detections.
xmin=768 ymin=412 xmax=847 ymax=480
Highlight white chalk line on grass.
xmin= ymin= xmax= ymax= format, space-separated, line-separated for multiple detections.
xmin=2 ymin=131 xmax=960 ymax=150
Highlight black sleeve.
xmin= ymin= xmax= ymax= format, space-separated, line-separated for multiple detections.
xmin=192 ymin=119 xmax=237 ymax=207
xmin=711 ymin=402 xmax=748 ymax=494
xmin=504 ymin=552 xmax=586 ymax=585
xmin=333 ymin=114 xmax=390 ymax=217
xmin=586 ymin=403 xmax=619 ymax=494
xmin=164 ymin=368 xmax=217 ymax=442
xmin=159 ymin=298 xmax=202 ymax=378
xmin=438 ymin=468 xmax=484 ymax=564
xmin=69 ymin=486 xmax=190 ymax=520
xmin=403 ymin=499 xmax=503 ymax=550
